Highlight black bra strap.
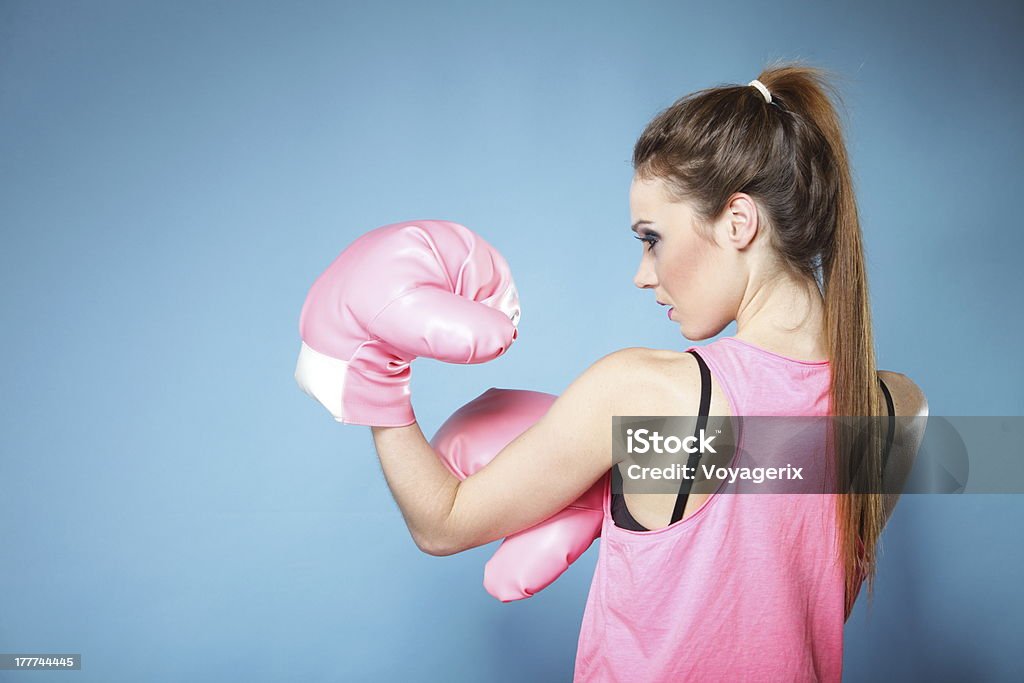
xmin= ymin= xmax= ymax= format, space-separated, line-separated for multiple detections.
xmin=669 ymin=350 xmax=713 ymax=524
xmin=879 ymin=377 xmax=895 ymax=469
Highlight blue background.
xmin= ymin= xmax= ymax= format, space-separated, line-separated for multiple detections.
xmin=2 ymin=1 xmax=1022 ymax=681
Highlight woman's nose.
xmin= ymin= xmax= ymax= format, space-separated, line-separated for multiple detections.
xmin=633 ymin=260 xmax=657 ymax=289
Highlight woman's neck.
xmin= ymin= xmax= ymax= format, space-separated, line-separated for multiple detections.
xmin=733 ymin=274 xmax=828 ymax=362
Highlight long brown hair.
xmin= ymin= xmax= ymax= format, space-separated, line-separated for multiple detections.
xmin=632 ymin=60 xmax=887 ymax=618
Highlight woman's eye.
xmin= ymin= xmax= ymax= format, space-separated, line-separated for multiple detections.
xmin=634 ymin=234 xmax=658 ymax=252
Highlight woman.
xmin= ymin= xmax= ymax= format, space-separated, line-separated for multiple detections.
xmin=370 ymin=62 xmax=928 ymax=682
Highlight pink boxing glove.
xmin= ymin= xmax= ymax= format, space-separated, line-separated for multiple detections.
xmin=484 ymin=473 xmax=605 ymax=602
xmin=294 ymin=220 xmax=520 ymax=427
xmin=430 ymin=387 xmax=607 ymax=602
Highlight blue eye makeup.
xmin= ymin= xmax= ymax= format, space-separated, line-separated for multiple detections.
xmin=634 ymin=233 xmax=659 ymax=252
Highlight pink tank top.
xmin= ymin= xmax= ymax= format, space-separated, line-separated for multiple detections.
xmin=573 ymin=336 xmax=844 ymax=683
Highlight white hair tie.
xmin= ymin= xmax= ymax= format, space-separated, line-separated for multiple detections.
xmin=748 ymin=79 xmax=772 ymax=104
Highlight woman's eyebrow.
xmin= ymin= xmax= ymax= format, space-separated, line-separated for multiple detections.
xmin=631 ymin=220 xmax=654 ymax=234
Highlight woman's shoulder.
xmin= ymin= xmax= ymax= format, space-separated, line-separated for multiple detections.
xmin=877 ymin=370 xmax=929 ymax=419
xmin=596 ymin=346 xmax=713 ymax=414
xmin=876 ymin=370 xmax=928 ymax=522
xmin=599 ymin=346 xmax=701 ymax=381
xmin=552 ymin=347 xmax=702 ymax=431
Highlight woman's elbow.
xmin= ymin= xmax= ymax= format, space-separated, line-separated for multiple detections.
xmin=414 ymin=531 xmax=465 ymax=557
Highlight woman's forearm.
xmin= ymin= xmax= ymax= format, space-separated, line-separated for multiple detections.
xmin=370 ymin=422 xmax=461 ymax=555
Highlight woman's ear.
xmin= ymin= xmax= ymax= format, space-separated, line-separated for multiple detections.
xmin=724 ymin=193 xmax=760 ymax=249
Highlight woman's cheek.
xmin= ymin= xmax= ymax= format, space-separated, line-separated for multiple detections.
xmin=665 ymin=250 xmax=721 ymax=335
xmin=663 ymin=249 xmax=698 ymax=297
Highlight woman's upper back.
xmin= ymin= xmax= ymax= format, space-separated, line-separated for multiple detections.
xmin=636 ymin=336 xmax=927 ymax=418
xmin=618 ymin=336 xmax=928 ymax=529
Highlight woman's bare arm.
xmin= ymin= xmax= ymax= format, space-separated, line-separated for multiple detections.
xmin=371 ymin=348 xmax=653 ymax=555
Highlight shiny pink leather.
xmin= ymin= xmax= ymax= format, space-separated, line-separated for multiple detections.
xmin=294 ymin=220 xmax=520 ymax=426
xmin=430 ymin=387 xmax=606 ymax=602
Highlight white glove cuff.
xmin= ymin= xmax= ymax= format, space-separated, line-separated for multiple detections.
xmin=294 ymin=340 xmax=349 ymax=422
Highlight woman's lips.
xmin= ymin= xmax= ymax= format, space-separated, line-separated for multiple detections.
xmin=668 ymin=307 xmax=675 ymax=320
